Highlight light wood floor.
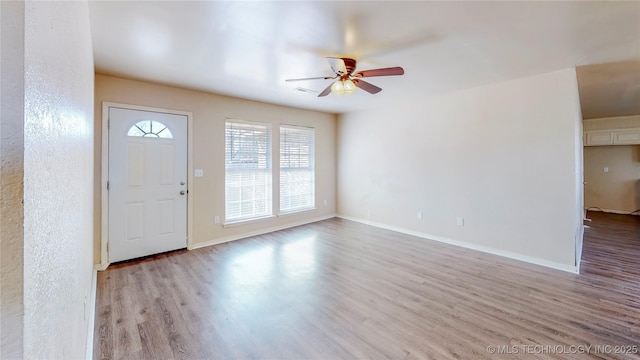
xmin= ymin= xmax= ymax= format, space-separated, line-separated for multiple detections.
xmin=94 ymin=212 xmax=640 ymax=359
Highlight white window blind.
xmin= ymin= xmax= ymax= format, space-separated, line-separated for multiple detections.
xmin=280 ymin=125 xmax=314 ymax=213
xmin=225 ymin=120 xmax=272 ymax=221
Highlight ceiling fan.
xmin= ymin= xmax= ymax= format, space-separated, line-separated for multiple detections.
xmin=285 ymin=57 xmax=404 ymax=97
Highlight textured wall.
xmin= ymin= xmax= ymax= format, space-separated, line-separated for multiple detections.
xmin=337 ymin=69 xmax=583 ymax=271
xmin=23 ymin=1 xmax=94 ymax=358
xmin=0 ymin=1 xmax=25 ymax=358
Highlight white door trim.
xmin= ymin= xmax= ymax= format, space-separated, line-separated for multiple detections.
xmin=98 ymin=102 xmax=193 ymax=270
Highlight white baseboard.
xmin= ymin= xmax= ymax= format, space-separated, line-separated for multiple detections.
xmin=190 ymin=214 xmax=337 ymax=250
xmin=585 ymin=207 xmax=639 ymax=216
xmin=85 ymin=268 xmax=97 ymax=360
xmin=337 ymin=215 xmax=578 ymax=274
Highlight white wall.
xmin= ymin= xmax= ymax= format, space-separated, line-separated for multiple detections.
xmin=94 ymin=75 xmax=336 ymax=264
xmin=337 ymin=68 xmax=583 ymax=272
xmin=583 ymin=116 xmax=640 ymax=214
xmin=22 ymin=1 xmax=95 ymax=358
xmin=583 ymin=115 xmax=640 ymax=131
xmin=573 ymin=87 xmax=585 ymax=267
xmin=0 ymin=1 xmax=25 ymax=358
xmin=584 ymin=145 xmax=640 ymax=213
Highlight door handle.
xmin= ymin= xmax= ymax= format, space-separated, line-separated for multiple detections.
xmin=180 ymin=190 xmax=186 ymax=195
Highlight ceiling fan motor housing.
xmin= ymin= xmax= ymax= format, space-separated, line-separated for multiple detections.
xmin=341 ymin=58 xmax=357 ymax=76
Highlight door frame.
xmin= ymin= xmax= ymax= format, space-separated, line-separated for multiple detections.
xmin=98 ymin=102 xmax=194 ymax=270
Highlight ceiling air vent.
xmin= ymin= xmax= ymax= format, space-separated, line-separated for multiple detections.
xmin=295 ymin=87 xmax=319 ymax=95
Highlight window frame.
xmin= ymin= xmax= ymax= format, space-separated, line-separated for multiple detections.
xmin=224 ymin=119 xmax=273 ymax=224
xmin=279 ymin=124 xmax=315 ymax=214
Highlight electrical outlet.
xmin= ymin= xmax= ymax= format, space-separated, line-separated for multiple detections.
xmin=324 ymin=199 xmax=328 ymax=206
xmin=603 ymin=167 xmax=609 ymax=173
xmin=195 ymin=169 xmax=204 ymax=177
xmin=457 ymin=217 xmax=464 ymax=226
xmin=214 ymin=216 xmax=220 ymax=224
xmin=417 ymin=211 xmax=423 ymax=220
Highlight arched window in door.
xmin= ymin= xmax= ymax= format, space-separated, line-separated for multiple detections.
xmin=127 ymin=120 xmax=173 ymax=138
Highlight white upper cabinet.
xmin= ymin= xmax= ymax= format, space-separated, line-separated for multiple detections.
xmin=614 ymin=129 xmax=640 ymax=145
xmin=583 ymin=116 xmax=640 ymax=146
xmin=584 ymin=128 xmax=640 ymax=146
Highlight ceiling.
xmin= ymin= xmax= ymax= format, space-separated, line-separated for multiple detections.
xmin=576 ymin=60 xmax=640 ymax=119
xmin=88 ymin=1 xmax=640 ymax=115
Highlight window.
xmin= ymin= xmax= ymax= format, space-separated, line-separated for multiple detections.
xmin=225 ymin=120 xmax=272 ymax=222
xmin=280 ymin=125 xmax=315 ymax=212
xmin=127 ymin=120 xmax=173 ymax=138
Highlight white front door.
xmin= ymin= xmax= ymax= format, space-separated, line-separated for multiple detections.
xmin=108 ymin=106 xmax=188 ymax=262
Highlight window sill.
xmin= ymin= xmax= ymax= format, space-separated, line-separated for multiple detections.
xmin=223 ymin=215 xmax=276 ymax=228
xmin=278 ymin=207 xmax=317 ymax=218
xmin=222 ymin=208 xmax=317 ymax=227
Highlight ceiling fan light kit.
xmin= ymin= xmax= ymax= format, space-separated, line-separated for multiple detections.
xmin=331 ymin=78 xmax=356 ymax=96
xmin=286 ymin=57 xmax=404 ymax=97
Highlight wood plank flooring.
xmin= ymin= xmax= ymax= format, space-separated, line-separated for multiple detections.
xmin=94 ymin=212 xmax=640 ymax=359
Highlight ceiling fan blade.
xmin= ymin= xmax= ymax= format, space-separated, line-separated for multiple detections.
xmin=327 ymin=57 xmax=348 ymax=75
xmin=355 ymin=67 xmax=404 ymax=78
xmin=318 ymin=83 xmax=333 ymax=97
xmin=285 ymin=76 xmax=335 ymax=82
xmin=353 ymin=79 xmax=382 ymax=94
